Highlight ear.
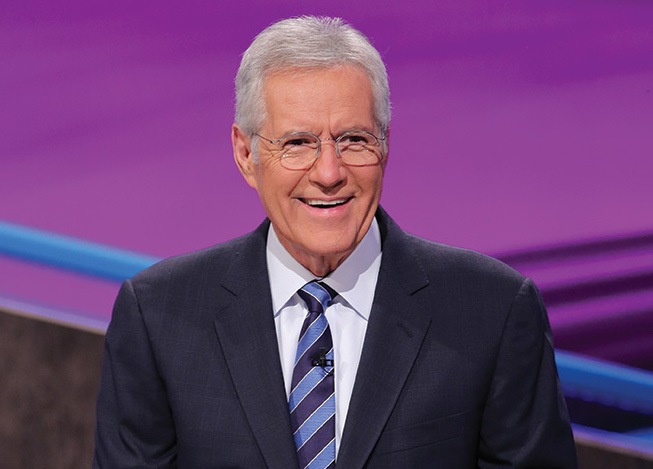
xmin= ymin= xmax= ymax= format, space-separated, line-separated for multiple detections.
xmin=381 ymin=125 xmax=390 ymax=169
xmin=232 ymin=124 xmax=258 ymax=189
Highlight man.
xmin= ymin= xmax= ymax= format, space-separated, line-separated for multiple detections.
xmin=94 ymin=16 xmax=577 ymax=468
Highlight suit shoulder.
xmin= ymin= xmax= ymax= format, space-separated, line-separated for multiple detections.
xmin=130 ymin=229 xmax=263 ymax=288
xmin=404 ymin=232 xmax=526 ymax=286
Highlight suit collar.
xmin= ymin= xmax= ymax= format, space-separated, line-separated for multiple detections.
xmin=337 ymin=207 xmax=433 ymax=468
xmin=376 ymin=206 xmax=430 ymax=296
xmin=212 ymin=220 xmax=299 ymax=469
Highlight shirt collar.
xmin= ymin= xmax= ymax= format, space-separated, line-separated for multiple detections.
xmin=266 ymin=217 xmax=382 ymax=319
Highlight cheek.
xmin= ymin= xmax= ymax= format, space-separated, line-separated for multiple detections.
xmin=359 ymin=171 xmax=385 ymax=197
xmin=256 ymin=170 xmax=302 ymax=208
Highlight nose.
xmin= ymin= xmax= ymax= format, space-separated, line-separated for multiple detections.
xmin=308 ymin=139 xmax=346 ymax=190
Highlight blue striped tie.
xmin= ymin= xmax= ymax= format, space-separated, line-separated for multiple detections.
xmin=289 ymin=281 xmax=336 ymax=469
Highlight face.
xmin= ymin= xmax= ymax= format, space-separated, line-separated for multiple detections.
xmin=232 ymin=66 xmax=387 ymax=276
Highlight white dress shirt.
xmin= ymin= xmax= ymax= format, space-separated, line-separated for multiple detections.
xmin=266 ymin=219 xmax=382 ymax=453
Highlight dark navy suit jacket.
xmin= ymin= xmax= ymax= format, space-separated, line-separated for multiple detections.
xmin=94 ymin=209 xmax=577 ymax=468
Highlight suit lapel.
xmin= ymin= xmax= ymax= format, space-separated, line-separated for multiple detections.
xmin=208 ymin=211 xmax=431 ymax=468
xmin=337 ymin=210 xmax=432 ymax=469
xmin=211 ymin=222 xmax=298 ymax=469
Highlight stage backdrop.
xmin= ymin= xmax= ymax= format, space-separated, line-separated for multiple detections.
xmin=1 ymin=0 xmax=652 ymax=320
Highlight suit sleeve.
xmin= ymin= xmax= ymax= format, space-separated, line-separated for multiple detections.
xmin=478 ymin=278 xmax=578 ymax=468
xmin=94 ymin=280 xmax=177 ymax=468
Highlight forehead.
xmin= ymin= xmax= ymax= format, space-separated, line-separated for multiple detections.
xmin=261 ymin=66 xmax=376 ymax=132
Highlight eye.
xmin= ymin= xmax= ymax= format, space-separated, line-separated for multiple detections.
xmin=338 ymin=131 xmax=377 ymax=151
xmin=342 ymin=133 xmax=371 ymax=144
xmin=280 ymin=133 xmax=318 ymax=149
xmin=285 ymin=138 xmax=309 ymax=146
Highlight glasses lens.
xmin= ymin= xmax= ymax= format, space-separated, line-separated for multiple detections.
xmin=337 ymin=131 xmax=381 ymax=166
xmin=279 ymin=133 xmax=319 ymax=169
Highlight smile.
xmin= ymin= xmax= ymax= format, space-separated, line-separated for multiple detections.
xmin=300 ymin=198 xmax=352 ymax=208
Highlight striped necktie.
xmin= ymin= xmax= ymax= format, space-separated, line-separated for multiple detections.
xmin=289 ymin=281 xmax=336 ymax=469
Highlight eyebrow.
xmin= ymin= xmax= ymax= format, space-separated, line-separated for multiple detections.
xmin=277 ymin=127 xmax=378 ymax=138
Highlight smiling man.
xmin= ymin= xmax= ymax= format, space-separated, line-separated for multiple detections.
xmin=233 ymin=65 xmax=384 ymax=277
xmin=94 ymin=16 xmax=577 ymax=468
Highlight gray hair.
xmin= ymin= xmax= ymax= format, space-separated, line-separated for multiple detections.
xmin=235 ymin=16 xmax=390 ymax=139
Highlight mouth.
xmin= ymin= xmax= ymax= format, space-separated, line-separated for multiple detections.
xmin=299 ymin=197 xmax=352 ymax=209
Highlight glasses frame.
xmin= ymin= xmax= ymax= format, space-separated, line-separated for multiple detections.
xmin=254 ymin=129 xmax=386 ymax=170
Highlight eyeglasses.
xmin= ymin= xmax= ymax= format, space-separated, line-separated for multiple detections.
xmin=254 ymin=130 xmax=386 ymax=170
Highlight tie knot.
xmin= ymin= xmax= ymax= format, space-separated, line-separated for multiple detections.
xmin=298 ymin=281 xmax=335 ymax=314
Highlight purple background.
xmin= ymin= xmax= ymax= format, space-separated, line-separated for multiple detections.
xmin=1 ymin=1 xmax=652 ymax=321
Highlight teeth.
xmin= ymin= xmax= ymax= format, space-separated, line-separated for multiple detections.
xmin=305 ymin=199 xmax=348 ymax=207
